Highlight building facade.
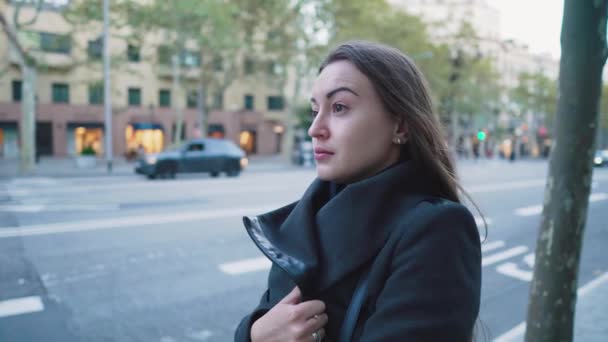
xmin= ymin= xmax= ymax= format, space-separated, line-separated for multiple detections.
xmin=0 ymin=1 xmax=288 ymax=160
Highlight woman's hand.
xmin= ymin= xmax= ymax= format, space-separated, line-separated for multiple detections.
xmin=250 ymin=286 xmax=328 ymax=342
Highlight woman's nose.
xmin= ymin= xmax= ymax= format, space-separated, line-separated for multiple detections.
xmin=308 ymin=113 xmax=329 ymax=139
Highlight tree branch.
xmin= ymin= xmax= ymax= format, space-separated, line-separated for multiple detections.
xmin=0 ymin=10 xmax=28 ymax=62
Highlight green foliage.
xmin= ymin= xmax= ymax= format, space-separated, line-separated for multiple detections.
xmin=80 ymin=146 xmax=97 ymax=156
xmin=510 ymin=70 xmax=558 ymax=126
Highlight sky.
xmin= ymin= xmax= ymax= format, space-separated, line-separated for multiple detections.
xmin=486 ymin=0 xmax=564 ymax=60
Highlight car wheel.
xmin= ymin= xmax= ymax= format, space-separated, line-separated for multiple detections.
xmin=210 ymin=171 xmax=220 ymax=178
xmin=226 ymin=167 xmax=240 ymax=177
xmin=147 ymin=173 xmax=157 ymax=180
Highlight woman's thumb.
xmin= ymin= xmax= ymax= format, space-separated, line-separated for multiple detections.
xmin=279 ymin=286 xmax=301 ymax=305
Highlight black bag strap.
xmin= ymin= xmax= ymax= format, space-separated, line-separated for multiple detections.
xmin=338 ymin=195 xmax=437 ymax=342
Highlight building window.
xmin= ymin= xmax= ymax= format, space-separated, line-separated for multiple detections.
xmin=87 ymin=37 xmax=102 ymax=60
xmin=180 ymin=50 xmax=200 ymax=68
xmin=89 ymin=83 xmax=103 ymax=105
xmin=186 ymin=90 xmax=198 ymax=108
xmin=244 ymin=94 xmax=254 ymax=110
xmin=40 ymin=32 xmax=71 ymax=54
xmin=212 ymin=91 xmax=223 ymax=110
xmin=52 ymin=83 xmax=69 ymax=103
xmin=128 ymin=87 xmax=142 ymax=106
xmin=127 ymin=44 xmax=140 ymax=62
xmin=157 ymin=46 xmax=171 ymax=65
xmin=244 ymin=59 xmax=254 ymax=75
xmin=12 ymin=80 xmax=22 ymax=102
xmin=267 ymin=96 xmax=284 ymax=111
xmin=213 ymin=56 xmax=223 ymax=71
xmin=159 ymin=89 xmax=171 ymax=107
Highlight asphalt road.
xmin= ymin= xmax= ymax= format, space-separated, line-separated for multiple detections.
xmin=1 ymin=160 xmax=607 ymax=341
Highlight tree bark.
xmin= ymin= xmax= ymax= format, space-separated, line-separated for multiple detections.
xmin=525 ymin=1 xmax=608 ymax=341
xmin=20 ymin=65 xmax=36 ymax=173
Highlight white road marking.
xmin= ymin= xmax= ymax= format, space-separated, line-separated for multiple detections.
xmin=0 ymin=296 xmax=44 ymax=318
xmin=219 ymin=257 xmax=271 ymax=275
xmin=589 ymin=192 xmax=608 ymax=202
xmin=0 ymin=204 xmax=283 ymax=239
xmin=493 ymin=272 xmax=608 ymax=342
xmin=496 ymin=262 xmax=533 ymax=282
xmin=482 ymin=246 xmax=528 ymax=267
xmin=0 ymin=204 xmax=120 ymax=212
xmin=514 ymin=205 xmax=543 ymax=217
xmin=523 ymin=253 xmax=535 ymax=268
xmin=514 ymin=192 xmax=608 ymax=217
xmin=481 ymin=240 xmax=505 ymax=253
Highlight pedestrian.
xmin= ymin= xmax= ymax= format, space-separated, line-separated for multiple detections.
xmin=235 ymin=41 xmax=482 ymax=342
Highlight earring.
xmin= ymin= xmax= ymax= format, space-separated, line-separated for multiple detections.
xmin=393 ymin=137 xmax=406 ymax=145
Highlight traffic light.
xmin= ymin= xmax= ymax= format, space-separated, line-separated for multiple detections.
xmin=477 ymin=130 xmax=486 ymax=141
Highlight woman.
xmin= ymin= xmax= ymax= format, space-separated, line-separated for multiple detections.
xmin=235 ymin=41 xmax=481 ymax=342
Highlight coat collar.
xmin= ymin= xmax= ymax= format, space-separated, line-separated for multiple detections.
xmin=247 ymin=160 xmax=437 ymax=296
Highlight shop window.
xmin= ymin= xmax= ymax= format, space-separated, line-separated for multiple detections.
xmin=52 ymin=83 xmax=69 ymax=103
xmin=244 ymin=94 xmax=254 ymax=110
xmin=159 ymin=89 xmax=171 ymax=107
xmin=128 ymin=87 xmax=142 ymax=106
xmin=125 ymin=124 xmax=164 ymax=155
xmin=208 ymin=124 xmax=225 ymax=139
xmin=74 ymin=127 xmax=103 ymax=155
xmin=239 ymin=130 xmax=256 ymax=154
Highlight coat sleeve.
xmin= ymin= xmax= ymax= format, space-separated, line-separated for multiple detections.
xmin=357 ymin=203 xmax=482 ymax=341
xmin=234 ymin=289 xmax=273 ymax=342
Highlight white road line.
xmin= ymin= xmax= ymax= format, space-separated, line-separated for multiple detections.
xmin=482 ymin=246 xmax=528 ymax=267
xmin=514 ymin=205 xmax=543 ymax=217
xmin=0 ymin=296 xmax=44 ymax=318
xmin=0 ymin=204 xmax=283 ymax=239
xmin=514 ymin=192 xmax=608 ymax=217
xmin=589 ymin=192 xmax=608 ymax=202
xmin=523 ymin=253 xmax=535 ymax=268
xmin=493 ymin=272 xmax=608 ymax=342
xmin=496 ymin=262 xmax=533 ymax=282
xmin=481 ymin=240 xmax=505 ymax=253
xmin=219 ymin=257 xmax=271 ymax=275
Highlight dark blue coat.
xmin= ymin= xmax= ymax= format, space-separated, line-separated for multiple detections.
xmin=235 ymin=161 xmax=481 ymax=341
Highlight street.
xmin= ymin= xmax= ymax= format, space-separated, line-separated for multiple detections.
xmin=1 ymin=160 xmax=607 ymax=341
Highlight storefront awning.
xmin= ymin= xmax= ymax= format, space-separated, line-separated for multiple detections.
xmin=130 ymin=123 xmax=164 ymax=130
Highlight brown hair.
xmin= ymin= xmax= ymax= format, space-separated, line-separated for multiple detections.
xmin=319 ymin=41 xmax=463 ymax=202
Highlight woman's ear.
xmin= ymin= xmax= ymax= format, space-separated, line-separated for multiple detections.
xmin=393 ymin=117 xmax=408 ymax=140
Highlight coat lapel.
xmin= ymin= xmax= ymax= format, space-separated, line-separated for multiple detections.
xmin=248 ymin=160 xmax=436 ymax=296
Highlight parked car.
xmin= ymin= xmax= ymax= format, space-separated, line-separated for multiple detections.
xmin=593 ymin=149 xmax=608 ymax=167
xmin=135 ymin=138 xmax=248 ymax=179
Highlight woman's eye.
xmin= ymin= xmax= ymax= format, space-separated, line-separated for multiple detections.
xmin=333 ymin=103 xmax=346 ymax=113
xmin=310 ymin=109 xmax=319 ymax=118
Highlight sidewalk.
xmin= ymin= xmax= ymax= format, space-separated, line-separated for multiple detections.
xmin=0 ymin=154 xmax=303 ymax=179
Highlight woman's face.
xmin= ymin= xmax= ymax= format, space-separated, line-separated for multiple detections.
xmin=309 ymin=60 xmax=406 ymax=184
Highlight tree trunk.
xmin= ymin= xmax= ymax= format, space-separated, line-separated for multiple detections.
xmin=172 ymin=54 xmax=184 ymax=145
xmin=524 ymin=1 xmax=608 ymax=341
xmin=281 ymin=62 xmax=303 ymax=163
xmin=197 ymin=82 xmax=207 ymax=138
xmin=19 ymin=64 xmax=37 ymax=174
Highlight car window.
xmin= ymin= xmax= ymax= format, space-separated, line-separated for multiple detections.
xmin=186 ymin=143 xmax=204 ymax=152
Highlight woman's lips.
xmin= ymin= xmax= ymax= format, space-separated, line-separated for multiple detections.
xmin=314 ymin=148 xmax=334 ymax=161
